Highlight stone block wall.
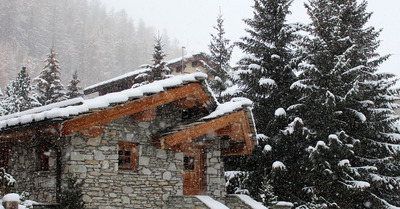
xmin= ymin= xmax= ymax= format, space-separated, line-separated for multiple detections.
xmin=225 ymin=195 xmax=254 ymax=209
xmin=65 ymin=115 xmax=184 ymax=208
xmin=7 ymin=138 xmax=60 ymax=203
xmin=203 ymin=139 xmax=226 ymax=202
xmin=166 ymin=196 xmax=209 ymax=209
xmin=6 ymin=104 xmax=230 ymax=208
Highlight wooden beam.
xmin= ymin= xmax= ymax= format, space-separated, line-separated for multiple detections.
xmin=62 ymin=82 xmax=210 ymax=135
xmin=131 ymin=108 xmax=156 ymax=122
xmin=0 ymin=124 xmax=61 ymax=141
xmin=78 ymin=125 xmax=105 ymax=138
xmin=161 ymin=110 xmax=247 ymax=149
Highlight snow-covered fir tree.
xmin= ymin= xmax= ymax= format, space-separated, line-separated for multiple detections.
xmin=150 ymin=36 xmax=169 ymax=82
xmin=66 ymin=71 xmax=82 ymax=99
xmin=33 ymin=48 xmax=67 ymax=105
xmin=225 ymin=0 xmax=301 ymax=204
xmin=3 ymin=66 xmax=38 ymax=114
xmin=208 ymin=11 xmax=234 ymax=101
xmin=0 ymin=87 xmax=6 ymax=116
xmin=289 ymin=0 xmax=400 ymax=207
xmin=235 ymin=0 xmax=299 ymax=131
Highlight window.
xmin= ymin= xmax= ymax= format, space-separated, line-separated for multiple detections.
xmin=0 ymin=146 xmax=9 ymax=171
xmin=40 ymin=144 xmax=50 ymax=171
xmin=118 ymin=142 xmax=137 ymax=170
xmin=184 ymin=156 xmax=195 ymax=170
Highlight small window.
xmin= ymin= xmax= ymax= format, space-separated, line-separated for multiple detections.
xmin=118 ymin=142 xmax=137 ymax=170
xmin=184 ymin=156 xmax=195 ymax=170
xmin=40 ymin=144 xmax=50 ymax=171
xmin=0 ymin=146 xmax=9 ymax=171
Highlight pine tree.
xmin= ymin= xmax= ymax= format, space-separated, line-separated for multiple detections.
xmin=0 ymin=87 xmax=7 ymax=116
xmin=57 ymin=174 xmax=85 ymax=209
xmin=150 ymin=36 xmax=169 ymax=82
xmin=66 ymin=71 xmax=82 ymax=99
xmin=235 ymin=0 xmax=299 ymax=131
xmin=33 ymin=48 xmax=66 ymax=105
xmin=3 ymin=66 xmax=38 ymax=114
xmin=227 ymin=0 xmax=301 ymax=204
xmin=289 ymin=0 xmax=400 ymax=207
xmin=208 ymin=11 xmax=234 ymax=101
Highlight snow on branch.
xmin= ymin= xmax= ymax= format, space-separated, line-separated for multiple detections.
xmin=259 ymin=78 xmax=276 ymax=87
xmin=382 ymin=133 xmax=400 ymax=143
xmin=272 ymin=161 xmax=286 ymax=171
xmin=346 ymin=108 xmax=367 ymax=123
xmin=346 ymin=180 xmax=370 ymax=190
xmin=370 ymin=193 xmax=400 ymax=209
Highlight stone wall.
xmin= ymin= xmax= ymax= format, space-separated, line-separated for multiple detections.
xmin=7 ymin=137 xmax=60 ymax=203
xmin=166 ymin=196 xmax=209 ymax=209
xmin=7 ymin=103 xmax=229 ymax=208
xmin=225 ymin=195 xmax=253 ymax=209
xmin=65 ymin=111 xmax=185 ymax=208
xmin=203 ymin=139 xmax=226 ymax=201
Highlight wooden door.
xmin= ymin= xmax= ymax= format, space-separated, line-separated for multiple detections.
xmin=183 ymin=147 xmax=204 ymax=195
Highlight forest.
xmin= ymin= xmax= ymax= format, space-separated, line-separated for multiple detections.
xmin=0 ymin=0 xmax=181 ymax=90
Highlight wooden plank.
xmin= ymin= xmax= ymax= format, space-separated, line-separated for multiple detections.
xmin=0 ymin=124 xmax=61 ymax=141
xmin=161 ymin=110 xmax=255 ymax=156
xmin=161 ymin=111 xmax=244 ymax=148
xmin=131 ymin=108 xmax=156 ymax=122
xmin=62 ymin=82 xmax=210 ymax=135
xmin=240 ymin=110 xmax=254 ymax=155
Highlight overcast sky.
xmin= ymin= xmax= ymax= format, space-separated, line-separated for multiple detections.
xmin=101 ymin=0 xmax=399 ymax=78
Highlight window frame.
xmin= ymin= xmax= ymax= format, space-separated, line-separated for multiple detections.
xmin=40 ymin=143 xmax=50 ymax=171
xmin=0 ymin=145 xmax=9 ymax=171
xmin=118 ymin=142 xmax=137 ymax=170
xmin=183 ymin=156 xmax=195 ymax=170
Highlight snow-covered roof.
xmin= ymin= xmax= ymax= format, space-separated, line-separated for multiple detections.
xmin=84 ymin=66 xmax=152 ymax=92
xmin=166 ymin=52 xmax=208 ymax=66
xmin=84 ymin=52 xmax=212 ymax=94
xmin=202 ymin=97 xmax=253 ymax=120
xmin=0 ymin=73 xmax=208 ymax=130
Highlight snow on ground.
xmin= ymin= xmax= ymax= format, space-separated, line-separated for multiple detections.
xmin=0 ymin=73 xmax=207 ymax=129
xmin=195 ymin=195 xmax=230 ymax=209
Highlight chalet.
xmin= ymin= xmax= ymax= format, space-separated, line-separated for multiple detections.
xmin=0 ymin=73 xmax=267 ymax=208
xmin=83 ymin=52 xmax=214 ymax=96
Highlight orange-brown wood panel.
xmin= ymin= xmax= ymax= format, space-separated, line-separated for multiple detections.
xmin=161 ymin=110 xmax=254 ymax=156
xmin=161 ymin=111 xmax=244 ymax=149
xmin=130 ymin=108 xmax=156 ymax=122
xmin=62 ymin=82 xmax=210 ymax=135
xmin=0 ymin=124 xmax=61 ymax=141
xmin=183 ymin=146 xmax=204 ymax=195
xmin=173 ymin=97 xmax=198 ymax=109
xmin=78 ymin=125 xmax=105 ymax=138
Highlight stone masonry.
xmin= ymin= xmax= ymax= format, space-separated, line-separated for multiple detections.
xmin=8 ymin=103 xmax=231 ymax=208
